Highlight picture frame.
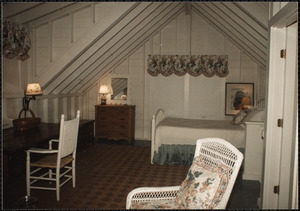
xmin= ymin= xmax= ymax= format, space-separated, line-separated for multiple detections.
xmin=225 ymin=83 xmax=254 ymax=116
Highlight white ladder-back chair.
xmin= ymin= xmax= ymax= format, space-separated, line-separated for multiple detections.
xmin=126 ymin=138 xmax=244 ymax=209
xmin=26 ymin=110 xmax=80 ymax=201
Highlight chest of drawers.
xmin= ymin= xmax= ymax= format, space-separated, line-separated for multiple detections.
xmin=95 ymin=105 xmax=135 ymax=143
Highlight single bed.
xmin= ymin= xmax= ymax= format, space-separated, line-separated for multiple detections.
xmin=151 ymin=107 xmax=264 ymax=165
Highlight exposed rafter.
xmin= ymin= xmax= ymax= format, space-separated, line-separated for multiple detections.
xmin=192 ymin=2 xmax=267 ymax=69
xmin=33 ymin=2 xmax=141 ymax=94
xmin=78 ymin=3 xmax=185 ymax=94
xmin=4 ymin=2 xmax=78 ymax=25
xmin=2 ymin=2 xmax=269 ymax=95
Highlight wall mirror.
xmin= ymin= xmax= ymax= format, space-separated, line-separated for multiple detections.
xmin=111 ymin=78 xmax=127 ymax=101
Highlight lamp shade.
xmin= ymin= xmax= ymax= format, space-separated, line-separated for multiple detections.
xmin=241 ymin=97 xmax=251 ymax=106
xmin=26 ymin=83 xmax=43 ymax=96
xmin=99 ymin=85 xmax=109 ymax=94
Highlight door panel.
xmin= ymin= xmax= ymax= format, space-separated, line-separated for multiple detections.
xmin=278 ymin=22 xmax=298 ymax=209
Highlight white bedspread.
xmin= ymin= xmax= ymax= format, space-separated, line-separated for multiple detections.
xmin=154 ymin=117 xmax=245 ymax=153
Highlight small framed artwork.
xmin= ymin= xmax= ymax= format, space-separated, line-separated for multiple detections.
xmin=225 ymin=83 xmax=254 ymax=116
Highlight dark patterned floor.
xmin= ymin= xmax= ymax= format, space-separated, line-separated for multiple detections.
xmin=2 ymin=140 xmax=260 ymax=209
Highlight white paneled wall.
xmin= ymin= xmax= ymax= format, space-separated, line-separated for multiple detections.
xmin=177 ymin=13 xmax=191 ymax=54
xmin=257 ymin=66 xmax=267 ymax=101
xmin=33 ymin=2 xmax=134 ymax=76
xmin=73 ymin=6 xmax=93 ymax=42
xmin=2 ymin=52 xmax=91 ymax=128
xmin=35 ymin=24 xmax=50 ymax=76
xmin=87 ymin=84 xmax=98 ymax=119
xmin=2 ymin=6 xmax=266 ymax=139
xmin=2 ymin=58 xmax=26 ymax=95
xmin=225 ymin=40 xmax=242 ymax=82
xmin=52 ymin=15 xmax=72 ymax=61
xmin=36 ymin=95 xmax=86 ymax=124
xmin=189 ymin=76 xmax=225 ymax=120
xmin=152 ymin=75 xmax=185 ymax=117
xmin=161 ymin=19 xmax=177 ymax=54
xmin=95 ymin=10 xmax=266 ymax=140
xmin=2 ymin=2 xmax=135 ymax=128
xmin=129 ymin=47 xmax=145 ymax=139
xmin=143 ymin=41 xmax=151 ymax=140
xmin=2 ymin=57 xmax=28 ymax=128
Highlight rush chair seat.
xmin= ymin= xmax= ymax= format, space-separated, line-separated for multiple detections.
xmin=26 ymin=110 xmax=80 ymax=201
xmin=126 ymin=137 xmax=244 ymax=209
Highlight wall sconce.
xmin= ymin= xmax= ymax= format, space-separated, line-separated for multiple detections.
xmin=241 ymin=96 xmax=251 ymax=109
xmin=99 ymin=85 xmax=109 ymax=105
xmin=13 ymin=83 xmax=43 ymax=131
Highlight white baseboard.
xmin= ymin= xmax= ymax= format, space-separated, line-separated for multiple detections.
xmin=257 ymin=197 xmax=262 ymax=208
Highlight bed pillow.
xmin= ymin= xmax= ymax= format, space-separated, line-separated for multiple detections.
xmin=232 ymin=109 xmax=250 ymax=125
xmin=175 ymin=156 xmax=229 ymax=209
xmin=244 ymin=108 xmax=265 ymax=122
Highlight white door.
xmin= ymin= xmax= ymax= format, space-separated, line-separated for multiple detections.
xmin=262 ymin=4 xmax=298 ymax=209
xmin=277 ymin=21 xmax=298 ymax=209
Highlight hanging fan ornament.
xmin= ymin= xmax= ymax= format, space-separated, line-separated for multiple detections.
xmin=3 ymin=21 xmax=31 ymax=61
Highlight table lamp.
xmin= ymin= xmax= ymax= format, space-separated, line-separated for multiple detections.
xmin=99 ymin=85 xmax=109 ymax=105
xmin=13 ymin=83 xmax=43 ymax=131
xmin=241 ymin=96 xmax=251 ymax=109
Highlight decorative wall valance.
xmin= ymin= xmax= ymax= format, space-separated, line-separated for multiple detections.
xmin=147 ymin=55 xmax=229 ymax=77
xmin=3 ymin=21 xmax=31 ymax=61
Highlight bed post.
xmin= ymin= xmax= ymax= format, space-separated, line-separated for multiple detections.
xmin=151 ymin=108 xmax=165 ymax=164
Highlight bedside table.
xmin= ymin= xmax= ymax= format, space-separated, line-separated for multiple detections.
xmin=243 ymin=121 xmax=264 ymax=183
xmin=95 ymin=105 xmax=135 ymax=143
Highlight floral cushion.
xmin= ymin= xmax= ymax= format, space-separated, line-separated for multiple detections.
xmin=175 ymin=156 xmax=229 ymax=209
xmin=232 ymin=108 xmax=250 ymax=125
xmin=131 ymin=199 xmax=180 ymax=209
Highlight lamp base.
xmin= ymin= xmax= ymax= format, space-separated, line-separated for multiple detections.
xmin=101 ymin=98 xmax=106 ymax=105
xmin=14 ymin=108 xmax=41 ymax=131
xmin=13 ymin=117 xmax=41 ymax=131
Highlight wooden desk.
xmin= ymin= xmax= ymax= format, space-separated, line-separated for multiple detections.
xmin=3 ymin=120 xmax=94 ymax=178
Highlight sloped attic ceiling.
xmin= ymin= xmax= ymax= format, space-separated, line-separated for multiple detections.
xmin=2 ymin=2 xmax=269 ymax=95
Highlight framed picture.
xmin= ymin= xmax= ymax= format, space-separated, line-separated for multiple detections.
xmin=225 ymin=83 xmax=254 ymax=116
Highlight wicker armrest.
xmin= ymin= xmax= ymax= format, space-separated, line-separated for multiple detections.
xmin=126 ymin=186 xmax=181 ymax=209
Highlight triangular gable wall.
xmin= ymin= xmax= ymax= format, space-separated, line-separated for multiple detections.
xmin=26 ymin=2 xmax=267 ymax=95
